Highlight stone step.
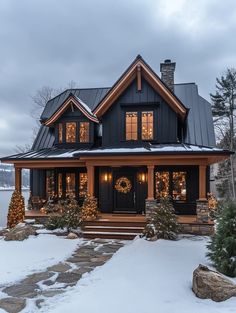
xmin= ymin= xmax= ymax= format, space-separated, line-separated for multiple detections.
xmin=83 ymin=231 xmax=139 ymax=240
xmin=83 ymin=225 xmax=144 ymax=234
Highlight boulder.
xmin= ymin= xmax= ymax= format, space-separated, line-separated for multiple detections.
xmin=66 ymin=232 xmax=78 ymax=239
xmin=4 ymin=225 xmax=37 ymax=241
xmin=192 ymin=264 xmax=236 ymax=302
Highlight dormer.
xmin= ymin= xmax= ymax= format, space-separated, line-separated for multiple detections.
xmin=42 ymin=93 xmax=99 ymax=148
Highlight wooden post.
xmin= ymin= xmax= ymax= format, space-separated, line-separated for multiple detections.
xmin=147 ymin=165 xmax=154 ymax=200
xmin=137 ymin=65 xmax=142 ymax=91
xmin=15 ymin=167 xmax=22 ymax=193
xmin=199 ymin=165 xmax=207 ymax=200
xmin=87 ymin=165 xmax=95 ymax=197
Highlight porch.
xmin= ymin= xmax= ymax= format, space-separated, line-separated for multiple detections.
xmin=25 ymin=211 xmax=214 ymax=239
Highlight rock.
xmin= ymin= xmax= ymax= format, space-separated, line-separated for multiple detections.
xmin=4 ymin=225 xmax=37 ymax=241
xmin=41 ymin=289 xmax=65 ymax=298
xmin=192 ymin=264 xmax=236 ymax=302
xmin=56 ymin=272 xmax=82 ymax=284
xmin=0 ymin=228 xmax=9 ymax=237
xmin=66 ymin=232 xmax=78 ymax=239
xmin=21 ymin=271 xmax=54 ymax=284
xmin=0 ymin=297 xmax=26 ymax=313
xmin=35 ymin=299 xmax=44 ymax=309
xmin=47 ymin=263 xmax=71 ymax=273
xmin=3 ymin=283 xmax=39 ymax=298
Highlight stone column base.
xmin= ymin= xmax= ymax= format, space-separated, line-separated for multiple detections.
xmin=145 ymin=199 xmax=158 ymax=220
xmin=196 ymin=200 xmax=209 ymax=223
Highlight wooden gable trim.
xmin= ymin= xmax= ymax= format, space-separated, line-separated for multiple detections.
xmin=93 ymin=57 xmax=187 ymax=120
xmin=44 ymin=96 xmax=99 ymax=126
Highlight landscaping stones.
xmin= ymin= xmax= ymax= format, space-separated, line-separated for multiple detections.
xmin=47 ymin=263 xmax=71 ymax=273
xmin=67 ymin=232 xmax=78 ymax=239
xmin=4 ymin=225 xmax=37 ymax=241
xmin=0 ymin=297 xmax=26 ymax=313
xmin=0 ymin=238 xmax=124 ymax=313
xmin=192 ymin=264 xmax=236 ymax=302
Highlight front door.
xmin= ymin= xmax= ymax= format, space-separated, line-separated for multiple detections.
xmin=113 ymin=169 xmax=136 ymax=213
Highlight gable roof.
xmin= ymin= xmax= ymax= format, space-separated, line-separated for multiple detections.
xmin=40 ymin=87 xmax=110 ymax=122
xmin=93 ymin=55 xmax=188 ymax=120
xmin=44 ymin=93 xmax=99 ymax=125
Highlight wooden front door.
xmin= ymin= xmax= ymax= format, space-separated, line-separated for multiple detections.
xmin=113 ymin=169 xmax=136 ymax=213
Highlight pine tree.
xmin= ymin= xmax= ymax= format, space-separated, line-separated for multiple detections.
xmin=210 ymin=69 xmax=236 ymax=198
xmin=143 ymin=196 xmax=181 ymax=240
xmin=81 ymin=194 xmax=99 ymax=221
xmin=7 ymin=191 xmax=25 ymax=228
xmin=207 ymin=201 xmax=236 ymax=277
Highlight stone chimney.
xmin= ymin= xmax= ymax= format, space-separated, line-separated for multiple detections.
xmin=160 ymin=59 xmax=176 ymax=93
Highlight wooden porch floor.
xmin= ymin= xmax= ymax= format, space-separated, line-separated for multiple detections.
xmin=25 ymin=210 xmax=214 ymax=225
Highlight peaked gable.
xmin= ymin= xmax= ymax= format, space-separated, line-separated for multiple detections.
xmin=44 ymin=94 xmax=99 ymax=126
xmin=93 ymin=55 xmax=188 ymax=120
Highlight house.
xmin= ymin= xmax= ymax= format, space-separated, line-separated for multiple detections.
xmin=1 ymin=56 xmax=231 ymax=237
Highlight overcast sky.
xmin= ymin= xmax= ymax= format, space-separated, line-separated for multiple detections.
xmin=0 ymin=0 xmax=236 ymax=157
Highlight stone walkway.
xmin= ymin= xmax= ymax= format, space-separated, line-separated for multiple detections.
xmin=0 ymin=238 xmax=125 ymax=313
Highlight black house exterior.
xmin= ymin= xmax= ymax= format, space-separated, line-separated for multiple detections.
xmin=1 ymin=56 xmax=231 ymax=220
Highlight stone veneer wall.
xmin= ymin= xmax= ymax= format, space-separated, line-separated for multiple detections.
xmin=145 ymin=198 xmax=214 ymax=236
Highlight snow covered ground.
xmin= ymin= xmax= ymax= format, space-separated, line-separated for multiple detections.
xmin=0 ymin=234 xmax=80 ymax=286
xmin=40 ymin=236 xmax=236 ymax=313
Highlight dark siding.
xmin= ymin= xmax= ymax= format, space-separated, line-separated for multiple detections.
xmin=54 ymin=105 xmax=96 ymax=149
xmin=30 ymin=169 xmax=46 ymax=198
xmin=102 ymin=78 xmax=178 ymax=147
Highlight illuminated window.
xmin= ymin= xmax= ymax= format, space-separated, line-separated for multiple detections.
xmin=155 ymin=172 xmax=170 ymax=199
xmin=142 ymin=111 xmax=153 ymax=140
xmin=172 ymin=172 xmax=186 ymax=201
xmin=79 ymin=122 xmax=90 ymax=143
xmin=58 ymin=173 xmax=63 ymax=198
xmin=58 ymin=123 xmax=63 ymax=143
xmin=79 ymin=173 xmax=88 ymax=197
xmin=66 ymin=122 xmax=76 ymax=143
xmin=126 ymin=112 xmax=138 ymax=140
xmin=66 ymin=173 xmax=76 ymax=197
xmin=46 ymin=170 xmax=55 ymax=197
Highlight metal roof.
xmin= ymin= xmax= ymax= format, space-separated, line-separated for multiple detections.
xmin=1 ymin=144 xmax=230 ymax=162
xmin=40 ymin=88 xmax=110 ymax=121
xmin=174 ymin=83 xmax=216 ymax=147
xmin=35 ymin=83 xmax=216 ymax=151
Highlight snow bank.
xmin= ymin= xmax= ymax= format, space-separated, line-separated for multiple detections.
xmin=0 ymin=234 xmax=80 ymax=285
xmin=43 ymin=237 xmax=236 ymax=313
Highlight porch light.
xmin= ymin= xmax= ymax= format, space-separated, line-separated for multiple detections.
xmin=103 ymin=173 xmax=112 ymax=182
xmin=139 ymin=173 xmax=146 ymax=183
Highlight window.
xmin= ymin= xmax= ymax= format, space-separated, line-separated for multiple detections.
xmin=142 ymin=111 xmax=153 ymax=140
xmin=66 ymin=173 xmax=76 ymax=197
xmin=66 ymin=122 xmax=76 ymax=143
xmin=155 ymin=172 xmax=170 ymax=199
xmin=58 ymin=123 xmax=63 ymax=143
xmin=126 ymin=112 xmax=138 ymax=140
xmin=58 ymin=173 xmax=63 ymax=198
xmin=46 ymin=170 xmax=55 ymax=197
xmin=155 ymin=170 xmax=187 ymax=201
xmin=79 ymin=173 xmax=88 ymax=197
xmin=172 ymin=172 xmax=186 ymax=201
xmin=79 ymin=122 xmax=90 ymax=143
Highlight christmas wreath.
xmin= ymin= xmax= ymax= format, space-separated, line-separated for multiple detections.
xmin=115 ymin=176 xmax=132 ymax=194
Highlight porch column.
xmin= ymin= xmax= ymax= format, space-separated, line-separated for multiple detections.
xmin=87 ymin=165 xmax=95 ymax=197
xmin=15 ymin=167 xmax=22 ymax=194
xmin=199 ymin=165 xmax=207 ymax=200
xmin=147 ymin=165 xmax=154 ymax=200
xmin=197 ymin=164 xmax=209 ymax=223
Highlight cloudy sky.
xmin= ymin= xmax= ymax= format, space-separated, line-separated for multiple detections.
xmin=0 ymin=0 xmax=236 ymax=157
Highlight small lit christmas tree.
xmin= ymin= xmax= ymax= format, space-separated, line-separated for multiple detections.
xmin=207 ymin=201 xmax=236 ymax=277
xmin=81 ymin=194 xmax=99 ymax=221
xmin=7 ymin=190 xmax=25 ymax=229
xmin=143 ymin=196 xmax=181 ymax=240
xmin=46 ymin=195 xmax=81 ymax=232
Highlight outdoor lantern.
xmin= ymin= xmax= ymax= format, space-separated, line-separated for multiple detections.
xmin=104 ymin=173 xmax=108 ymax=182
xmin=139 ymin=173 xmax=146 ymax=183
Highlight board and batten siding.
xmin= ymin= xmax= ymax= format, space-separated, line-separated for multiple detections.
xmin=101 ymin=77 xmax=178 ymax=148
